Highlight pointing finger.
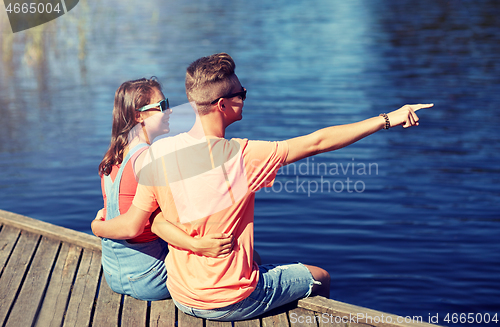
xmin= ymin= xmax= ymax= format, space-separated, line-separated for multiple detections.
xmin=412 ymin=103 xmax=434 ymax=111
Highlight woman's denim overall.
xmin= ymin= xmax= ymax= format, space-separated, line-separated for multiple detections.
xmin=101 ymin=143 xmax=170 ymax=301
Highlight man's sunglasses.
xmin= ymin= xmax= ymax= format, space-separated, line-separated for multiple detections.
xmin=210 ymin=88 xmax=247 ymax=105
xmin=136 ymin=98 xmax=170 ymax=112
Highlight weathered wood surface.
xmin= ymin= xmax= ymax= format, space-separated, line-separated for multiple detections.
xmin=0 ymin=209 xmax=101 ymax=251
xmin=0 ymin=209 xmax=443 ymax=327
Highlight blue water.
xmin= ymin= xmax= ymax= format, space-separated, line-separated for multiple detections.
xmin=1 ymin=0 xmax=499 ymax=325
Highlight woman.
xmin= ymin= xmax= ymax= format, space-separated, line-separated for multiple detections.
xmin=96 ymin=78 xmax=232 ymax=301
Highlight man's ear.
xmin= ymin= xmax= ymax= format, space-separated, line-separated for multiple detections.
xmin=216 ymin=99 xmax=226 ymax=111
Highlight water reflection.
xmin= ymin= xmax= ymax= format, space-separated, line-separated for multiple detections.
xmin=1 ymin=1 xmax=88 ymax=74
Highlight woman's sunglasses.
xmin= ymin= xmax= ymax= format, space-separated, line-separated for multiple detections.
xmin=136 ymin=98 xmax=170 ymax=112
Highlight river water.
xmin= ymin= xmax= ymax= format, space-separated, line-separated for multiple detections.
xmin=1 ymin=0 xmax=499 ymax=325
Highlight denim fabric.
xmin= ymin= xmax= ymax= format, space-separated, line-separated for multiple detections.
xmin=101 ymin=143 xmax=170 ymax=301
xmin=174 ymin=263 xmax=315 ymax=321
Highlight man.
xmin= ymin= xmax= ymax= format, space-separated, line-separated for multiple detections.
xmin=92 ymin=53 xmax=432 ymax=321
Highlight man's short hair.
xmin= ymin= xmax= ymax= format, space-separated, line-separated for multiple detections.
xmin=185 ymin=53 xmax=237 ymax=115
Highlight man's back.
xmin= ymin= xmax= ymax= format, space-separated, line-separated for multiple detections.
xmin=133 ymin=132 xmax=290 ymax=309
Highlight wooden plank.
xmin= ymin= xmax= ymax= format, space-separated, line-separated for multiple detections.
xmin=0 ymin=231 xmax=39 ymax=325
xmin=122 ymin=295 xmax=147 ymax=327
xmin=234 ymin=318 xmax=261 ymax=327
xmin=298 ymin=297 xmax=442 ymax=327
xmin=178 ymin=310 xmax=204 ymax=327
xmin=206 ymin=319 xmax=233 ymax=327
xmin=5 ymin=236 xmax=60 ymax=327
xmin=93 ymin=273 xmax=122 ymax=327
xmin=261 ymin=301 xmax=302 ymax=327
xmin=288 ymin=307 xmax=320 ymax=327
xmin=63 ymin=249 xmax=101 ymax=327
xmin=35 ymin=243 xmax=82 ymax=327
xmin=0 ymin=209 xmax=101 ymax=251
xmin=316 ymin=311 xmax=345 ymax=327
xmin=262 ymin=311 xmax=289 ymax=327
xmin=0 ymin=225 xmax=21 ymax=273
xmin=150 ymin=299 xmax=177 ymax=327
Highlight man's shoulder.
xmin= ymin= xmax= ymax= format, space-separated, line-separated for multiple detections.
xmin=152 ymin=132 xmax=188 ymax=144
xmin=149 ymin=133 xmax=191 ymax=151
xmin=229 ymin=138 xmax=289 ymax=163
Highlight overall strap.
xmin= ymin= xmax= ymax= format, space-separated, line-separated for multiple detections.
xmin=103 ymin=143 xmax=149 ymax=219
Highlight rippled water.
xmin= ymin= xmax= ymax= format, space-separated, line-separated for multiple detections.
xmin=1 ymin=0 xmax=499 ymax=325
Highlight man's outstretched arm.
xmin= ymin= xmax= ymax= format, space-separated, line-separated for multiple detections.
xmin=285 ymin=104 xmax=433 ymax=165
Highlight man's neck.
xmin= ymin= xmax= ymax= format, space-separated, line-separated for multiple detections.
xmin=188 ymin=112 xmax=226 ymax=139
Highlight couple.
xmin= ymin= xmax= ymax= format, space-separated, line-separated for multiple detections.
xmin=92 ymin=52 xmax=432 ymax=321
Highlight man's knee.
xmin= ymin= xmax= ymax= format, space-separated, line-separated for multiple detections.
xmin=304 ymin=265 xmax=330 ymax=298
xmin=305 ymin=265 xmax=329 ymax=281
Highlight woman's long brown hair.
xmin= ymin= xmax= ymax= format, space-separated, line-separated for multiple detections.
xmin=98 ymin=78 xmax=162 ymax=176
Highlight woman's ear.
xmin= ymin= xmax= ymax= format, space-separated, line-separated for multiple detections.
xmin=135 ymin=111 xmax=144 ymax=123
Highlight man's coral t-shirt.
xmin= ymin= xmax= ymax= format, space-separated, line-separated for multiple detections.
xmin=132 ymin=133 xmax=288 ymax=309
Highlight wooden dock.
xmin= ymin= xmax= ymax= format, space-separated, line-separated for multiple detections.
xmin=0 ymin=209 xmax=442 ymax=327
